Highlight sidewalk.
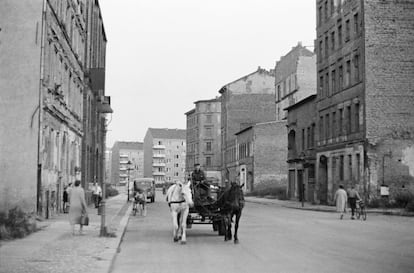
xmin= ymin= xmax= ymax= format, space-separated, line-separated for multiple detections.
xmin=245 ymin=196 xmax=414 ymax=216
xmin=0 ymin=193 xmax=132 ymax=273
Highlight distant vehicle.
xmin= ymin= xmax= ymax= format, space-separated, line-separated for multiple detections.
xmin=133 ymin=178 xmax=156 ymax=203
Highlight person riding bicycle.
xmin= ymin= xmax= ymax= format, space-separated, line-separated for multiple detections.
xmin=348 ymin=185 xmax=361 ymax=220
xmin=134 ymin=188 xmax=147 ymax=215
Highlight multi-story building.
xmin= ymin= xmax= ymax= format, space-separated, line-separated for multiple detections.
xmin=144 ymin=128 xmax=186 ymax=185
xmin=235 ymin=121 xmax=287 ymax=193
xmin=315 ymin=0 xmax=414 ymax=204
xmin=0 ymin=0 xmax=90 ymax=216
xmin=286 ymin=95 xmax=317 ymax=202
xmin=275 ymin=42 xmax=316 ymax=121
xmin=81 ymin=0 xmax=112 ymax=190
xmin=219 ymin=67 xmax=276 ymax=183
xmin=111 ymin=142 xmax=144 ymax=185
xmin=185 ymin=97 xmax=221 ymax=183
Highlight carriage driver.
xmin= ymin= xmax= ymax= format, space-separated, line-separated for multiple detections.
xmin=191 ymin=163 xmax=211 ymax=201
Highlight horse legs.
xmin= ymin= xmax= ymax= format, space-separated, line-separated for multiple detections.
xmin=234 ymin=210 xmax=242 ymax=244
xmin=171 ymin=210 xmax=179 ymax=242
xmin=180 ymin=208 xmax=189 ymax=244
xmin=224 ymin=214 xmax=232 ymax=241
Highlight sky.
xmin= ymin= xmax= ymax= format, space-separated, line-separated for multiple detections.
xmin=99 ymin=0 xmax=316 ymax=147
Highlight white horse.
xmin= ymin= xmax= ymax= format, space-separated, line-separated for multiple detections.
xmin=166 ymin=181 xmax=194 ymax=244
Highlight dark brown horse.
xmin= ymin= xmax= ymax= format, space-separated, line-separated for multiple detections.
xmin=221 ymin=182 xmax=244 ymax=244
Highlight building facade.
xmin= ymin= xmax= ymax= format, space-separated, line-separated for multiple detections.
xmin=81 ymin=0 xmax=111 ymax=191
xmin=185 ymin=98 xmax=221 ymax=183
xmin=235 ymin=121 xmax=287 ymax=193
xmin=286 ymin=95 xmax=317 ymax=202
xmin=0 ymin=0 xmax=87 ymax=216
xmin=315 ymin=0 xmax=414 ymax=204
xmin=111 ymin=142 xmax=144 ymax=185
xmin=275 ymin=42 xmax=316 ymax=121
xmin=219 ymin=67 xmax=276 ymax=183
xmin=144 ymin=128 xmax=186 ymax=185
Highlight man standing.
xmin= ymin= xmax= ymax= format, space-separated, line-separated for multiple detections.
xmin=92 ymin=182 xmax=102 ymax=208
xmin=348 ymin=185 xmax=361 ymax=220
xmin=334 ymin=185 xmax=348 ymax=220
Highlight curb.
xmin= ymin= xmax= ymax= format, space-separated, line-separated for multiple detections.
xmin=107 ymin=203 xmax=132 ymax=273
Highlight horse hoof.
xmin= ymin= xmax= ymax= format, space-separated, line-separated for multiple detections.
xmin=234 ymin=239 xmax=239 ymax=244
xmin=180 ymin=241 xmax=187 ymax=245
xmin=173 ymin=237 xmax=179 ymax=242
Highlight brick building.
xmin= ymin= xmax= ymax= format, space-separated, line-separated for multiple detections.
xmin=111 ymin=142 xmax=144 ymax=186
xmin=235 ymin=121 xmax=287 ymax=193
xmin=144 ymin=128 xmax=186 ymax=185
xmin=315 ymin=0 xmax=414 ymax=204
xmin=219 ymin=67 xmax=276 ymax=183
xmin=81 ymin=0 xmax=112 ymax=190
xmin=185 ymin=97 xmax=221 ymax=183
xmin=275 ymin=42 xmax=317 ymax=121
xmin=286 ymin=95 xmax=317 ymax=202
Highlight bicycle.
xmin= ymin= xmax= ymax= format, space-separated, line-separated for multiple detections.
xmin=132 ymin=193 xmax=146 ymax=216
xmin=355 ymin=200 xmax=367 ymax=221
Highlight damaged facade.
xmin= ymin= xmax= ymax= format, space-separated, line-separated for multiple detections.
xmin=219 ymin=67 xmax=276 ymax=184
xmin=0 ymin=0 xmax=110 ymax=215
xmin=315 ymin=0 xmax=414 ymax=204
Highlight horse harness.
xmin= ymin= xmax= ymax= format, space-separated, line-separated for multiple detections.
xmin=168 ymin=184 xmax=186 ymax=206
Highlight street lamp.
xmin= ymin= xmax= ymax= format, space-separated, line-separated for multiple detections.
xmin=127 ymin=160 xmax=132 ymax=202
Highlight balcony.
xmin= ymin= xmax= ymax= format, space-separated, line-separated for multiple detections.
xmin=119 ymin=160 xmax=129 ymax=164
xmin=153 ymin=162 xmax=166 ymax=167
xmin=153 ymin=172 xmax=166 ymax=176
xmin=120 ymin=154 xmax=128 ymax=158
xmin=153 ymin=145 xmax=166 ymax=149
xmin=119 ymin=167 xmax=127 ymax=171
xmin=119 ymin=174 xmax=128 ymax=178
xmin=153 ymin=154 xmax=165 ymax=158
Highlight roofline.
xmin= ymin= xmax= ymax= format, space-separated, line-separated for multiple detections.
xmin=184 ymin=108 xmax=196 ymax=115
xmin=194 ymin=97 xmax=220 ymax=104
xmin=95 ymin=0 xmax=107 ymax=42
xmin=235 ymin=126 xmax=253 ymax=135
xmin=218 ymin=67 xmax=274 ymax=94
xmin=284 ymin=94 xmax=317 ymax=111
xmin=235 ymin=120 xmax=285 ymax=135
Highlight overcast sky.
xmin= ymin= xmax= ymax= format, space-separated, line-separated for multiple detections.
xmin=99 ymin=0 xmax=316 ymax=147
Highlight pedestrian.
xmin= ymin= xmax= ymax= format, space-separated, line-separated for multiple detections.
xmin=92 ymin=182 xmax=102 ymax=208
xmin=68 ymin=180 xmax=88 ymax=235
xmin=334 ymin=184 xmax=348 ymax=220
xmin=63 ymin=186 xmax=69 ymax=213
xmin=348 ymin=185 xmax=361 ymax=220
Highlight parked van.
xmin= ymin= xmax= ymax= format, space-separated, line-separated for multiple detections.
xmin=133 ymin=178 xmax=156 ymax=203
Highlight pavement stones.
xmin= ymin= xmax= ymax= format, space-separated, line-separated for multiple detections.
xmin=0 ymin=193 xmax=132 ymax=273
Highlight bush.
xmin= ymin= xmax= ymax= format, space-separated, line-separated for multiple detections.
xmin=0 ymin=207 xmax=38 ymax=240
xmin=367 ymin=197 xmax=381 ymax=208
xmin=105 ymin=186 xmax=119 ymax=198
xmin=394 ymin=191 xmax=414 ymax=208
xmin=406 ymin=200 xmax=414 ymax=212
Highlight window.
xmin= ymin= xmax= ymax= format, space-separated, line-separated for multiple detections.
xmin=277 ymin=85 xmax=281 ymax=101
xmin=356 ymin=153 xmax=361 ymax=180
xmin=339 ymin=108 xmax=343 ymax=136
xmin=307 ymin=127 xmax=311 ymax=148
xmin=206 ymin=156 xmax=211 ymax=167
xmin=355 ymin=103 xmax=360 ymax=132
xmin=325 ymin=35 xmax=329 ymax=57
xmin=345 ymin=19 xmax=350 ymax=41
xmin=205 ymin=127 xmax=212 ymax=137
xmin=354 ymin=54 xmax=360 ymax=82
xmin=319 ymin=6 xmax=323 ymax=26
xmin=283 ymin=80 xmax=286 ymax=96
xmin=319 ymin=75 xmax=324 ymax=97
xmin=175 ymin=163 xmax=179 ymax=167
xmin=324 ymin=1 xmax=328 ymax=20
xmin=354 ymin=13 xmax=359 ymax=36
xmin=330 ymin=0 xmax=334 ymax=15
xmin=175 ymin=155 xmax=179 ymax=159
xmin=331 ymin=69 xmax=336 ymax=94
xmin=339 ymin=155 xmax=344 ymax=180
xmin=319 ymin=116 xmax=324 ymax=141
xmin=331 ymin=31 xmax=335 ymax=51
xmin=338 ymin=23 xmax=342 ymax=46
xmin=325 ymin=114 xmax=330 ymax=139
xmin=158 ymin=141 xmax=162 ymax=145
xmin=347 ymin=105 xmax=352 ymax=134
xmin=174 ymin=172 xmax=179 ymax=177
xmin=206 ymin=115 xmax=212 ymax=123
xmin=332 ymin=111 xmax=337 ymax=138
xmin=345 ymin=60 xmax=351 ymax=87
xmin=348 ymin=154 xmax=353 ymax=180
xmin=325 ymin=72 xmax=329 ymax=96
xmin=206 ymin=141 xmax=212 ymax=151
xmin=319 ymin=40 xmax=323 ymax=62
xmin=338 ymin=65 xmax=343 ymax=90
xmin=302 ymin=128 xmax=305 ymax=150
xmin=311 ymin=123 xmax=316 ymax=147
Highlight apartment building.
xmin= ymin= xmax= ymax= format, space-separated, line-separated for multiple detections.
xmin=111 ymin=142 xmax=144 ymax=185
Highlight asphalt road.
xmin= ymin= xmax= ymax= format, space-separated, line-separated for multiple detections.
xmin=111 ymin=191 xmax=414 ymax=273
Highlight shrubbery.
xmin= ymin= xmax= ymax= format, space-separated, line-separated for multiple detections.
xmin=105 ymin=185 xmax=119 ymax=198
xmin=0 ymin=207 xmax=38 ymax=240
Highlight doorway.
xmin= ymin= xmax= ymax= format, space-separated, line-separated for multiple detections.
xmin=297 ymin=170 xmax=304 ymax=202
xmin=318 ymin=155 xmax=328 ymax=204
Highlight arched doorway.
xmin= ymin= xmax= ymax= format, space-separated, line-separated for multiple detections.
xmin=318 ymin=155 xmax=328 ymax=204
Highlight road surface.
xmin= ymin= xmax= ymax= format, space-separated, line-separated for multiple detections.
xmin=111 ymin=191 xmax=414 ymax=273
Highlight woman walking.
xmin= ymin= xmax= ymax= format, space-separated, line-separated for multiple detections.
xmin=68 ymin=180 xmax=88 ymax=235
xmin=334 ymin=184 xmax=347 ymax=220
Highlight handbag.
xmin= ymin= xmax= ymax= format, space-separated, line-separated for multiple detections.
xmin=80 ymin=214 xmax=89 ymax=226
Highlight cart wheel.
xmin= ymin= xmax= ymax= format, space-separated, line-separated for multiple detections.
xmin=212 ymin=221 xmax=218 ymax=231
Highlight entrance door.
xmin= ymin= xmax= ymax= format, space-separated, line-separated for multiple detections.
xmin=297 ymin=170 xmax=304 ymax=202
xmin=318 ymin=156 xmax=328 ymax=204
xmin=288 ymin=170 xmax=296 ymax=199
